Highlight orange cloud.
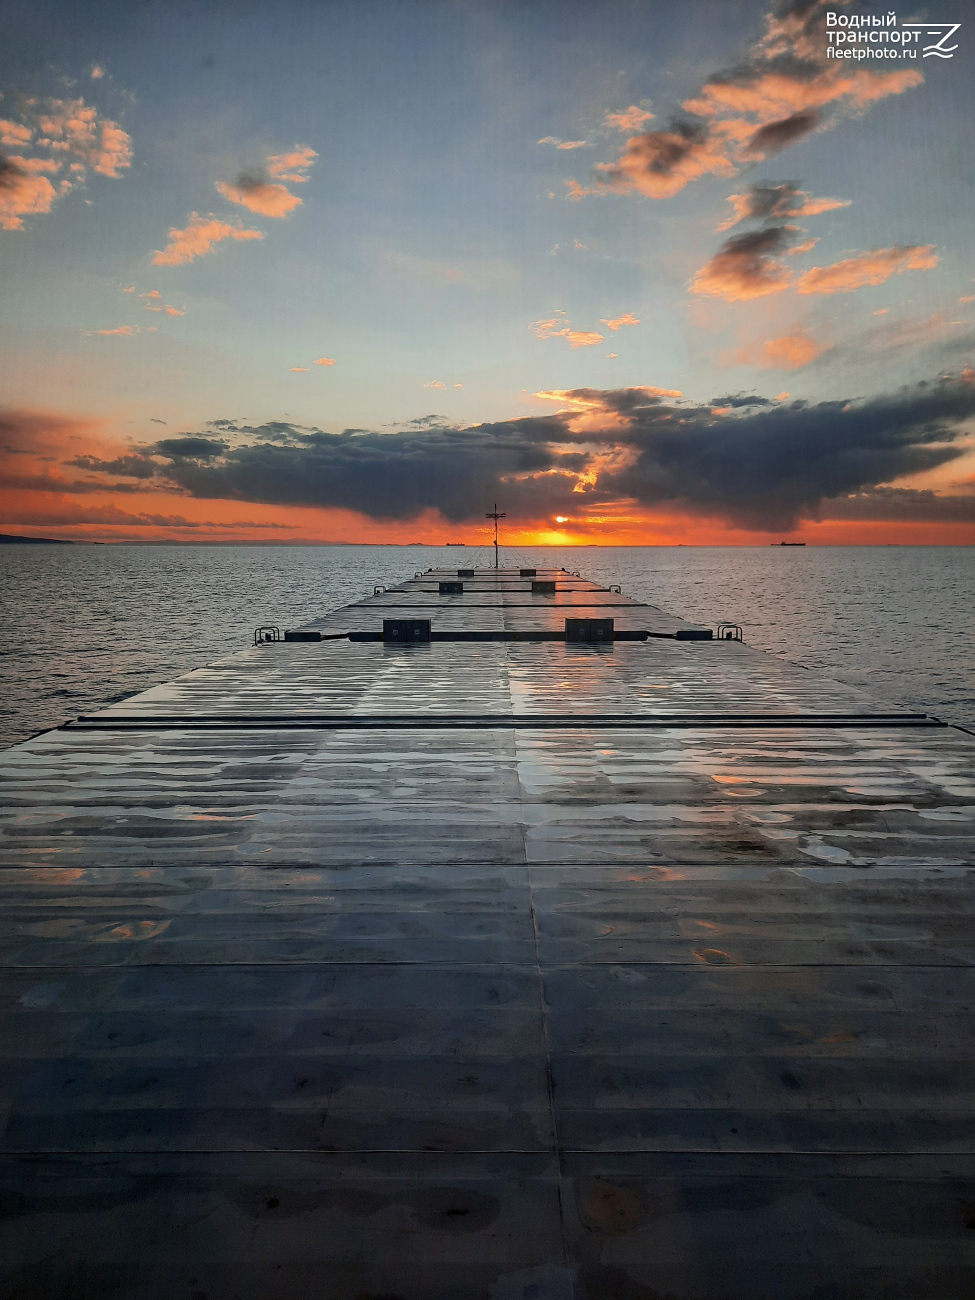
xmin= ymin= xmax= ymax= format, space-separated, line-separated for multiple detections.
xmin=796 ymin=245 xmax=938 ymax=296
xmin=266 ymin=147 xmax=317 ymax=183
xmin=88 ymin=325 xmax=139 ymax=336
xmin=586 ymin=122 xmax=737 ymax=199
xmin=216 ymin=177 xmax=301 ymax=218
xmin=604 ymin=106 xmax=654 ymax=132
xmin=290 ymin=367 xmax=309 ymax=372
xmin=0 ymin=119 xmax=33 ymax=147
xmin=140 ymin=289 xmax=161 ymax=299
xmin=36 ymin=98 xmax=132 ymax=177
xmin=532 ymin=318 xmax=605 ymax=348
xmin=600 ymin=313 xmax=640 ymax=331
xmin=730 ymin=332 xmax=825 ymax=370
xmin=314 ymin=357 xmax=336 ymax=366
xmin=424 ymin=380 xmax=446 ymax=389
xmin=164 ymin=305 xmax=185 ymax=316
xmin=0 ymin=155 xmax=60 ymax=230
xmin=535 ymin=384 xmax=682 ymax=412
xmin=0 ymin=96 xmax=132 ymax=232
xmin=538 ymin=136 xmax=589 ymax=150
xmin=690 ymin=227 xmax=795 ymax=301
xmin=151 ymin=213 xmax=265 ymax=266
xmin=716 ymin=184 xmax=849 ymax=232
xmin=567 ymin=5 xmax=922 ymax=203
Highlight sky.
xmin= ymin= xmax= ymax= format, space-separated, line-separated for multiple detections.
xmin=1 ymin=0 xmax=974 ymax=545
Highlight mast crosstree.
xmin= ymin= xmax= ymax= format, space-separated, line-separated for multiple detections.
xmin=485 ymin=503 xmax=505 ymax=569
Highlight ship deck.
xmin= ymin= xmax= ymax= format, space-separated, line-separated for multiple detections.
xmin=1 ymin=566 xmax=974 ymax=1299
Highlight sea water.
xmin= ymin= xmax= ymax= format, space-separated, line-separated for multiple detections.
xmin=1 ymin=544 xmax=972 ymax=748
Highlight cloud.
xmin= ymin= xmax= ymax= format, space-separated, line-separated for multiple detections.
xmin=747 ymin=110 xmax=821 ymax=155
xmin=151 ymin=213 xmax=265 ymax=266
xmin=538 ymin=137 xmax=589 ymax=150
xmin=534 ymin=385 xmax=684 ymax=410
xmin=0 ymin=502 xmax=205 ymax=528
xmin=70 ymin=453 xmax=158 ymax=478
xmin=582 ymin=120 xmax=737 ymax=199
xmin=716 ymin=181 xmax=849 ymax=231
xmin=567 ymin=1 xmax=922 ymax=202
xmin=266 ymin=147 xmax=317 ymax=183
xmin=381 ymin=247 xmax=516 ymax=290
xmin=215 ymin=146 xmax=316 ymax=217
xmin=795 ymin=244 xmax=939 ymax=295
xmin=532 ymin=317 xmax=605 ymax=348
xmin=604 ymin=106 xmax=654 ymax=132
xmin=0 ymin=152 xmax=60 ymax=230
xmin=290 ymin=367 xmax=309 ymax=372
xmin=74 ymin=371 xmax=975 ymax=531
xmin=90 ymin=65 xmax=106 ymax=80
xmin=154 ymin=436 xmax=228 ymax=458
xmin=0 ymin=96 xmax=131 ymax=231
xmin=216 ymin=176 xmax=302 ymax=218
xmin=816 ymin=486 xmax=975 ymax=523
xmin=836 ymin=309 xmax=975 ymax=362
xmin=424 ymin=380 xmax=447 ymax=389
xmin=600 ymin=313 xmax=640 ymax=331
xmin=690 ymin=225 xmax=798 ymax=301
xmin=164 ymin=305 xmax=185 ymax=316
xmin=314 ymin=357 xmax=336 ymax=366
xmin=35 ymin=98 xmax=132 ymax=177
xmin=87 ymin=324 xmax=139 ymax=336
xmin=729 ymin=331 xmax=826 ymax=370
xmin=709 ymin=393 xmax=773 ymax=409
xmin=140 ymin=290 xmax=161 ymax=299
xmin=0 ymin=120 xmax=33 ymax=148
xmin=122 ymin=284 xmax=136 ymax=293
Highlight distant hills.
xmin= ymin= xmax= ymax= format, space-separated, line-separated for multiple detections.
xmin=0 ymin=534 xmax=73 ymax=544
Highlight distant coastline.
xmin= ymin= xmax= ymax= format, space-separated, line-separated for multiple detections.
xmin=0 ymin=534 xmax=73 ymax=545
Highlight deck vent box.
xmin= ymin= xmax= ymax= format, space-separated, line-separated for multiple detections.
xmin=566 ymin=617 xmax=614 ymax=643
xmin=520 ymin=568 xmax=537 ymax=577
xmin=457 ymin=568 xmax=475 ymax=578
xmin=532 ymin=580 xmax=557 ymax=594
xmin=675 ymin=628 xmax=713 ymax=640
xmin=439 ymin=581 xmax=464 ymax=594
xmin=383 ymin=619 xmax=431 ymax=643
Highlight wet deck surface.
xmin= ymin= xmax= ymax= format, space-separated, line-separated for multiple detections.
xmin=1 ymin=567 xmax=974 ymax=1299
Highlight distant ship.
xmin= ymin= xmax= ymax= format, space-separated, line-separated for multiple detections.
xmin=445 ymin=542 xmax=468 ymax=546
xmin=775 ymin=541 xmax=806 ymax=546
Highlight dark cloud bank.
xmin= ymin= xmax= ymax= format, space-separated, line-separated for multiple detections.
xmin=66 ymin=374 xmax=975 ymax=530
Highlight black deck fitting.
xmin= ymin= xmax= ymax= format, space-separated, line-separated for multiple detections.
xmin=382 ymin=618 xmax=432 ymax=643
xmin=566 ymin=617 xmax=614 ymax=643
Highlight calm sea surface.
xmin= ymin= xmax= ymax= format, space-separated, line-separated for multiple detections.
xmin=1 ymin=544 xmax=972 ymax=748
